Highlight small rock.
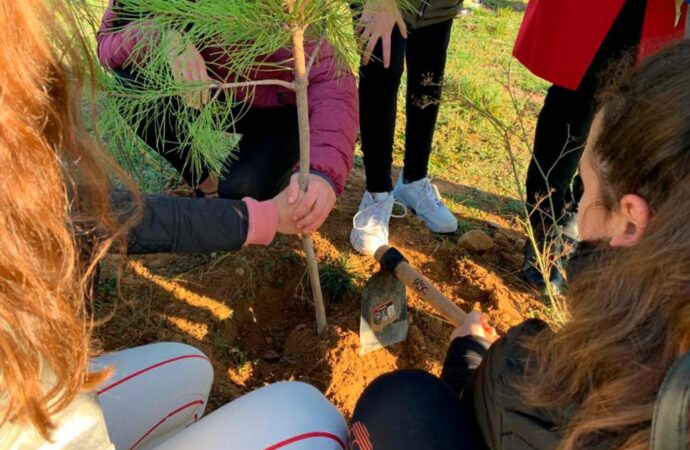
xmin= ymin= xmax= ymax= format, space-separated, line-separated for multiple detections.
xmin=294 ymin=324 xmax=308 ymax=332
xmin=235 ymin=268 xmax=245 ymax=277
xmin=264 ymin=336 xmax=274 ymax=346
xmin=493 ymin=231 xmax=513 ymax=248
xmin=458 ymin=230 xmax=495 ymax=252
xmin=501 ymin=251 xmax=524 ymax=271
xmin=515 ymin=239 xmax=527 ymax=250
xmin=262 ymin=350 xmax=281 ymax=363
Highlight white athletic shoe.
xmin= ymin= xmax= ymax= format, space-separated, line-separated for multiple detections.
xmin=394 ymin=175 xmax=458 ymax=233
xmin=350 ymin=191 xmax=403 ymax=255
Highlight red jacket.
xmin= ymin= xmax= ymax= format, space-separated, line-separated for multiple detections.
xmin=513 ymin=0 xmax=687 ymax=90
xmin=97 ymin=3 xmax=357 ymax=196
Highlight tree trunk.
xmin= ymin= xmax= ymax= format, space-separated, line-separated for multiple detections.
xmin=291 ymin=27 xmax=327 ymax=335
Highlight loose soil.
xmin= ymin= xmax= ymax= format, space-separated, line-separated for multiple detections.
xmin=94 ymin=166 xmax=546 ymax=417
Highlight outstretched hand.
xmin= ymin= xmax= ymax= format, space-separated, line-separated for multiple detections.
xmin=285 ymin=173 xmax=337 ymax=233
xmin=450 ymin=311 xmax=499 ymax=343
xmin=165 ymin=30 xmax=212 ymax=109
xmin=357 ymin=0 xmax=408 ymax=68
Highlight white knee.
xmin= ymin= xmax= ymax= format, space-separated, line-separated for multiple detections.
xmin=155 ymin=381 xmax=347 ymax=450
xmin=94 ymin=343 xmax=214 ymax=450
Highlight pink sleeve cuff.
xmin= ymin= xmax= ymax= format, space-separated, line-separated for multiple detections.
xmin=242 ymin=198 xmax=278 ymax=246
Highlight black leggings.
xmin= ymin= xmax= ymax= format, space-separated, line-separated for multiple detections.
xmin=349 ymin=370 xmax=482 ymax=450
xmin=115 ymin=68 xmax=300 ymax=201
xmin=359 ymin=19 xmax=454 ymax=193
xmin=525 ymin=0 xmax=646 ymax=232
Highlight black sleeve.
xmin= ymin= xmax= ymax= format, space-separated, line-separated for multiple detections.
xmin=463 ymin=320 xmax=555 ymax=450
xmin=440 ymin=335 xmax=491 ymax=396
xmin=115 ymin=192 xmax=249 ymax=254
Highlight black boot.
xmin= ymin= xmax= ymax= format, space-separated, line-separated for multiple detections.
xmin=521 ymin=232 xmax=569 ymax=297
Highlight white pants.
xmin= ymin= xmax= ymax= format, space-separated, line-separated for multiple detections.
xmin=94 ymin=343 xmax=347 ymax=450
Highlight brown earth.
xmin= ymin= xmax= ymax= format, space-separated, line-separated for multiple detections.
xmin=94 ymin=165 xmax=546 ymax=417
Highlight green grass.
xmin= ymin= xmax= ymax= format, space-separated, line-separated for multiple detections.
xmin=319 ymin=253 xmax=362 ymax=303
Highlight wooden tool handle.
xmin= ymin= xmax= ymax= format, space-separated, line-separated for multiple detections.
xmin=375 ymin=246 xmax=467 ymax=327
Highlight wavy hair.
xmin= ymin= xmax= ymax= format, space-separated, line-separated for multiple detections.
xmin=520 ymin=42 xmax=690 ymax=449
xmin=0 ymin=0 xmax=140 ymax=439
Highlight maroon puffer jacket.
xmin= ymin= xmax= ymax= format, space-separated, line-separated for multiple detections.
xmin=97 ymin=2 xmax=358 ymax=195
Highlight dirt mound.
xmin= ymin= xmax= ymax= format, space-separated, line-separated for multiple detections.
xmin=94 ymin=167 xmax=545 ymax=416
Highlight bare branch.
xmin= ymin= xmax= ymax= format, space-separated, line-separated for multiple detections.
xmin=209 ymin=79 xmax=295 ymax=91
xmin=305 ymin=35 xmax=325 ymax=75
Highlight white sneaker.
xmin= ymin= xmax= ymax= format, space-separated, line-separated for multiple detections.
xmin=350 ymin=191 xmax=404 ymax=255
xmin=394 ymin=175 xmax=458 ymax=233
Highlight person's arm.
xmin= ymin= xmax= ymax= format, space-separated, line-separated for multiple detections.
xmin=97 ymin=0 xmax=147 ymax=70
xmin=441 ymin=335 xmax=492 ymax=396
xmin=304 ymin=41 xmax=358 ymax=197
xmin=440 ymin=311 xmax=498 ymax=394
xmin=114 ymin=192 xmax=279 ymax=254
xmin=281 ymin=41 xmax=358 ymax=232
xmin=461 ymin=319 xmax=552 ymax=449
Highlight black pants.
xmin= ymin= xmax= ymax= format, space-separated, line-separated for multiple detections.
xmin=359 ymin=19 xmax=454 ymax=193
xmin=349 ymin=370 xmax=482 ymax=450
xmin=525 ymin=0 xmax=646 ymax=232
xmin=115 ymin=68 xmax=300 ymax=201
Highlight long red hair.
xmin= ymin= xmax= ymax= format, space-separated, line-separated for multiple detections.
xmin=0 ymin=0 xmax=139 ymax=439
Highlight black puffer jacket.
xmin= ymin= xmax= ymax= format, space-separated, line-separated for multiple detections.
xmin=116 ymin=192 xmax=250 ymax=254
xmin=442 ymin=319 xmax=566 ymax=449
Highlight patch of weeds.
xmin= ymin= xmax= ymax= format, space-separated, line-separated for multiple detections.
xmin=392 ymin=202 xmax=407 ymax=217
xmin=235 ymin=266 xmax=257 ymax=299
xmin=260 ymin=257 xmax=278 ymax=274
xmin=319 ymin=253 xmax=361 ymax=303
xmin=228 ymin=347 xmax=253 ymax=371
xmin=280 ymin=252 xmax=301 ymax=264
xmin=456 ymin=219 xmax=474 ymax=235
xmin=210 ymin=331 xmax=229 ymax=350
xmin=97 ymin=272 xmax=118 ymax=296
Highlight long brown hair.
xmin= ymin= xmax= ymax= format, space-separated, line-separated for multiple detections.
xmin=521 ymin=42 xmax=690 ymax=449
xmin=0 ymin=0 xmax=139 ymax=439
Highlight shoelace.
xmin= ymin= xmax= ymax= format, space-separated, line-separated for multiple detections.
xmin=352 ymin=198 xmax=407 ymax=232
xmin=415 ymin=179 xmax=444 ymax=212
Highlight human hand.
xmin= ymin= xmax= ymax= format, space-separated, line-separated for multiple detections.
xmin=273 ymin=188 xmax=301 ymax=235
xmin=357 ymin=0 xmax=408 ymax=67
xmin=285 ymin=173 xmax=337 ymax=233
xmin=450 ymin=311 xmax=499 ymax=343
xmin=165 ymin=30 xmax=212 ymax=109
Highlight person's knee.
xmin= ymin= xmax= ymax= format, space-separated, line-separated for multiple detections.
xmin=255 ymin=381 xmax=336 ymax=415
xmin=244 ymin=382 xmax=346 ymax=432
xmin=351 ymin=371 xmax=473 ymax=450
xmin=354 ymin=370 xmax=443 ymax=416
xmin=367 ymin=369 xmax=438 ymax=393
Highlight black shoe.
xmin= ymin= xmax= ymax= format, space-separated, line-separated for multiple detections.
xmin=521 ymin=240 xmax=567 ymax=297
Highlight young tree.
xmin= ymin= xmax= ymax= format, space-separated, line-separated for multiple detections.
xmin=84 ymin=0 xmax=407 ymax=334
